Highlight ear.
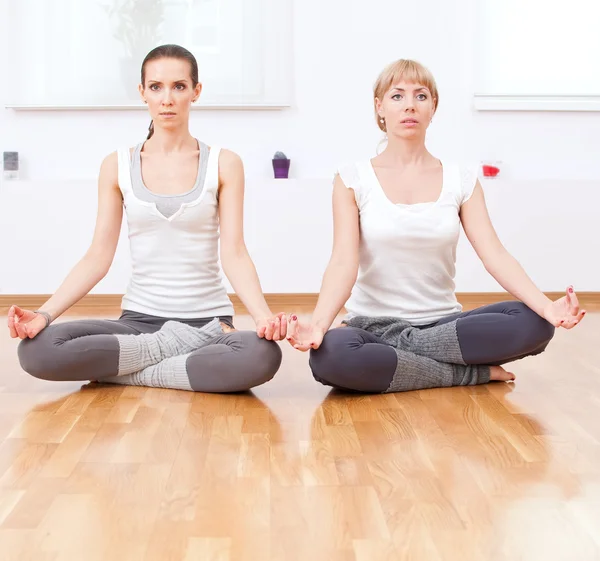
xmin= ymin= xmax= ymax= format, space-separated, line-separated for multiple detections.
xmin=374 ymin=96 xmax=384 ymax=118
xmin=192 ymin=82 xmax=203 ymax=103
xmin=138 ymin=83 xmax=146 ymax=103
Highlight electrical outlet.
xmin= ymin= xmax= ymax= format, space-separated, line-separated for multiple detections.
xmin=3 ymin=152 xmax=19 ymax=180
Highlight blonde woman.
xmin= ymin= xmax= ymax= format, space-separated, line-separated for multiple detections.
xmin=287 ymin=59 xmax=585 ymax=393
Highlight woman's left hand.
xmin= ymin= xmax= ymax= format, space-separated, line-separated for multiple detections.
xmin=543 ymin=286 xmax=586 ymax=329
xmin=256 ymin=312 xmax=288 ymax=341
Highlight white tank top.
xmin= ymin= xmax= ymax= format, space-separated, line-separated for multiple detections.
xmin=339 ymin=160 xmax=478 ymax=326
xmin=116 ymin=143 xmax=234 ymax=319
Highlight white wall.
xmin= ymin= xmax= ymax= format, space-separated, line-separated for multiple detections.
xmin=1 ymin=0 xmax=599 ymax=295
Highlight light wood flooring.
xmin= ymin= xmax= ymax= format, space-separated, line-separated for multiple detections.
xmin=1 ymin=313 xmax=599 ymax=561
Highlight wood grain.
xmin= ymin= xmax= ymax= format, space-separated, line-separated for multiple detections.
xmin=1 ymin=312 xmax=599 ymax=560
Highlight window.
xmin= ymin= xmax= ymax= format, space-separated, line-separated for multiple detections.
xmin=474 ymin=0 xmax=600 ymax=110
xmin=5 ymin=0 xmax=292 ymax=109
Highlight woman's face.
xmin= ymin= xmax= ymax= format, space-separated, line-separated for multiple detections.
xmin=376 ymin=80 xmax=435 ymax=138
xmin=139 ymin=57 xmax=202 ymax=130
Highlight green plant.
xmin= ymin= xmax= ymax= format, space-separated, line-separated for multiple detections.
xmin=100 ymin=0 xmax=165 ymax=58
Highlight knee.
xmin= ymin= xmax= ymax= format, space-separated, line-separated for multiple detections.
xmin=538 ymin=317 xmax=556 ymax=345
xmin=515 ymin=302 xmax=556 ymax=347
xmin=309 ymin=328 xmax=364 ymax=386
xmin=255 ymin=337 xmax=283 ymax=383
xmin=239 ymin=333 xmax=283 ymax=388
xmin=17 ymin=331 xmax=60 ymax=380
xmin=186 ymin=332 xmax=282 ymax=392
xmin=310 ymin=328 xmax=353 ymax=368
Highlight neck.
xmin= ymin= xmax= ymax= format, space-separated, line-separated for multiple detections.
xmin=145 ymin=126 xmax=196 ymax=153
xmin=378 ymin=135 xmax=433 ymax=167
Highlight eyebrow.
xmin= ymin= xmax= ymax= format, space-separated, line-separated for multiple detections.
xmin=148 ymin=79 xmax=189 ymax=84
xmin=392 ymin=87 xmax=429 ymax=92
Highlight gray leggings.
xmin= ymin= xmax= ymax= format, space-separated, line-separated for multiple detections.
xmin=309 ymin=301 xmax=555 ymax=393
xmin=18 ymin=310 xmax=282 ymax=392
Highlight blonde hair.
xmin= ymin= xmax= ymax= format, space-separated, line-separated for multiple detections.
xmin=373 ymin=59 xmax=439 ymax=132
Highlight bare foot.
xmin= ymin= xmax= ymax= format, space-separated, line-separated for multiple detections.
xmin=220 ymin=322 xmax=235 ymax=333
xmin=490 ymin=365 xmax=516 ymax=382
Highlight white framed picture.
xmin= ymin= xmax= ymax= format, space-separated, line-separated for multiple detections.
xmin=4 ymin=0 xmax=293 ymax=110
xmin=473 ymin=0 xmax=600 ymax=111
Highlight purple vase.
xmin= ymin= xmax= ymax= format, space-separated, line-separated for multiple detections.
xmin=272 ymin=158 xmax=290 ymax=179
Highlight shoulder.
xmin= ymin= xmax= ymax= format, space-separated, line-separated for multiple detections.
xmin=334 ymin=160 xmax=362 ymax=190
xmin=217 ymin=148 xmax=244 ymax=189
xmin=101 ymin=145 xmax=139 ymax=188
xmin=458 ymin=163 xmax=479 ymax=188
xmin=442 ymin=160 xmax=479 ymax=205
xmin=458 ymin=162 xmax=480 ymax=204
xmin=96 ymin=151 xmax=121 ymax=192
xmin=101 ymin=150 xmax=118 ymax=165
xmin=334 ymin=160 xmax=373 ymax=210
xmin=217 ymin=148 xmax=243 ymax=170
xmin=99 ymin=151 xmax=118 ymax=177
xmin=102 ymin=144 xmax=139 ymax=168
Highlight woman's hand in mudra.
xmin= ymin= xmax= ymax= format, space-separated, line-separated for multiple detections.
xmin=7 ymin=306 xmax=48 ymax=339
xmin=286 ymin=315 xmax=327 ymax=351
xmin=256 ymin=312 xmax=288 ymax=340
xmin=543 ymin=286 xmax=586 ymax=329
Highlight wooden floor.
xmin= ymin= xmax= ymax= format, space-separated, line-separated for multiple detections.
xmin=1 ymin=313 xmax=599 ymax=561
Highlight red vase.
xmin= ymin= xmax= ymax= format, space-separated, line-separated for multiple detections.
xmin=482 ymin=164 xmax=501 ymax=177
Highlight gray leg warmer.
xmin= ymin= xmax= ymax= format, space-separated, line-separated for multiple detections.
xmin=114 ymin=318 xmax=223 ymax=376
xmin=104 ymin=331 xmax=282 ymax=393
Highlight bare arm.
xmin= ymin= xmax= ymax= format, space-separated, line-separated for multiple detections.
xmin=218 ymin=149 xmax=282 ymax=336
xmin=9 ymin=152 xmax=123 ymax=338
xmin=460 ymin=180 xmax=553 ymax=317
xmin=310 ymin=174 xmax=360 ymax=331
xmin=37 ymin=152 xmax=123 ymax=321
xmin=461 ymin=180 xmax=584 ymax=328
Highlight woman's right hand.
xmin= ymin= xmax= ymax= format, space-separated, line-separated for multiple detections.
xmin=7 ymin=306 xmax=49 ymax=339
xmin=286 ymin=315 xmax=327 ymax=351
